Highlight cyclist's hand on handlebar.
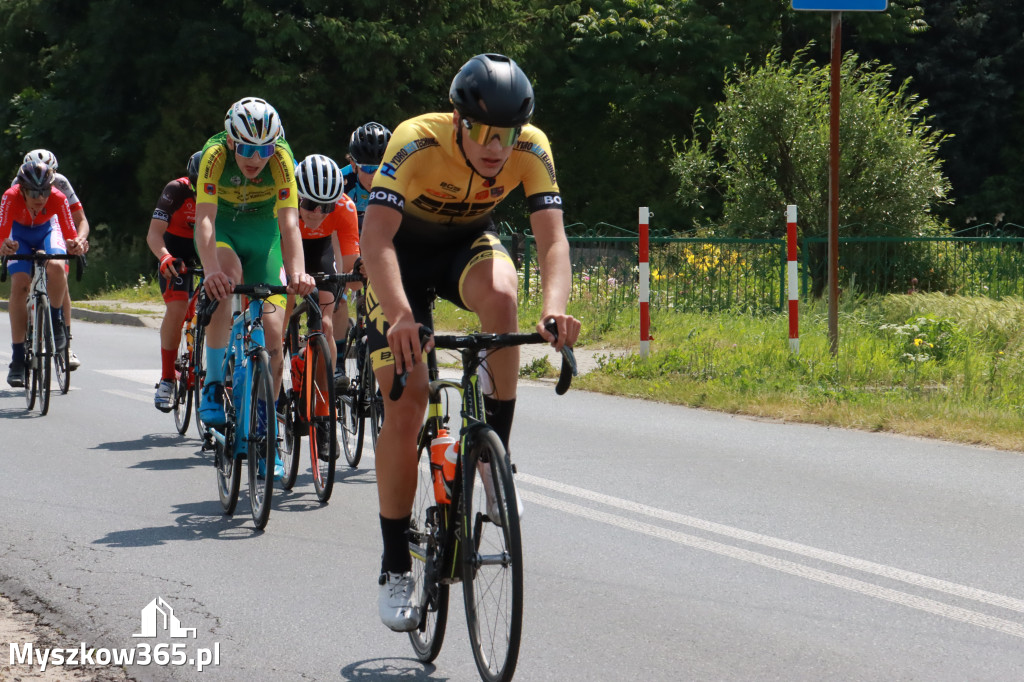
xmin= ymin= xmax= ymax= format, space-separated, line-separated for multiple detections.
xmin=158 ymin=254 xmax=183 ymax=278
xmin=538 ymin=313 xmax=581 ymax=352
xmin=287 ymin=271 xmax=316 ymax=297
xmin=204 ymin=270 xmax=234 ymax=301
xmin=68 ymin=236 xmax=89 ymax=255
xmin=0 ymin=238 xmax=17 ymax=256
xmin=386 ymin=317 xmax=431 ymax=375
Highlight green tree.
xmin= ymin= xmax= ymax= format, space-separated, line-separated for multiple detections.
xmin=672 ymin=48 xmax=952 ymax=294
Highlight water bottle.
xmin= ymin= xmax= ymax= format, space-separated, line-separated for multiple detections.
xmin=430 ymin=428 xmax=458 ymax=504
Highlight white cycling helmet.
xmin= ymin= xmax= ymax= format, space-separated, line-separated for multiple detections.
xmin=24 ymin=149 xmax=58 ymax=170
xmin=295 ymin=154 xmax=344 ymax=203
xmin=224 ymin=97 xmax=282 ymax=145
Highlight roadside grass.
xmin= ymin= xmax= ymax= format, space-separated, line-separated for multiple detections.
xmin=577 ymin=292 xmax=1024 ymax=452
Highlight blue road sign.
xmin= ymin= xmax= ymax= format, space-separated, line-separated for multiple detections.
xmin=792 ymin=0 xmax=887 ymax=10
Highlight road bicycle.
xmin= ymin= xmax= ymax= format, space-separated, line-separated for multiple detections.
xmin=1 ymin=252 xmax=85 ymax=414
xmin=399 ymin=319 xmax=576 ymax=682
xmin=336 ymin=282 xmax=382 ymax=467
xmin=201 ymin=284 xmax=320 ymax=530
xmin=164 ymin=265 xmax=206 ymax=436
xmin=277 ymin=273 xmax=359 ymax=501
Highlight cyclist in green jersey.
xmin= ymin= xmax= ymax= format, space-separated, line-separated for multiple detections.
xmin=195 ymin=97 xmax=315 ymax=478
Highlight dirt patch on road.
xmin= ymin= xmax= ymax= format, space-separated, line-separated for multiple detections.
xmin=0 ymin=593 xmax=134 ymax=682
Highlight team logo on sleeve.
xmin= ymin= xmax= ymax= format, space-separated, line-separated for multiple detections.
xmin=279 ymin=188 xmax=290 ymax=201
xmin=204 ymin=183 xmax=216 ymax=195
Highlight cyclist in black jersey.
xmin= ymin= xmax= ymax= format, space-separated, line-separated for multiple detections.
xmin=361 ymin=54 xmax=581 ymax=632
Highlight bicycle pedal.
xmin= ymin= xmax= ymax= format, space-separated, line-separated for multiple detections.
xmin=511 ymin=463 xmax=518 ymax=474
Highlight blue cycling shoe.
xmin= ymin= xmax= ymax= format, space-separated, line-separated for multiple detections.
xmin=198 ymin=382 xmax=227 ymax=427
xmin=256 ymin=450 xmax=285 ymax=481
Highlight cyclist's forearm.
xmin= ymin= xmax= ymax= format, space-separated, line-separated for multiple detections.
xmin=278 ymin=206 xmax=305 ymax=281
xmin=194 ymin=207 xmax=220 ymax=273
xmin=146 ymin=220 xmax=170 ymax=260
xmin=531 ymin=212 xmax=572 ymax=315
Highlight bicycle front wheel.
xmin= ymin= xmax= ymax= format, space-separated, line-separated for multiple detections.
xmin=23 ymin=322 xmax=36 ymax=411
xmin=337 ymin=327 xmax=361 ymax=467
xmin=408 ymin=436 xmax=450 ymax=662
xmin=36 ymin=304 xmax=52 ymax=416
xmin=461 ymin=427 xmax=523 ymax=682
xmin=278 ymin=341 xmax=300 ymax=490
xmin=247 ymin=349 xmax=276 ymax=529
xmin=306 ymin=334 xmax=338 ymax=503
xmin=173 ymin=324 xmax=192 ymax=434
xmin=55 ymin=324 xmax=70 ymax=395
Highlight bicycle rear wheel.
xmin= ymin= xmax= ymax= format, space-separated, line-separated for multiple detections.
xmin=215 ymin=432 xmax=241 ymax=515
xmin=192 ymin=324 xmax=207 ymax=437
xmin=247 ymin=349 xmax=276 ymax=529
xmin=55 ymin=324 xmax=70 ymax=394
xmin=36 ymin=304 xmax=52 ymax=416
xmin=408 ymin=436 xmax=450 ymax=662
xmin=306 ymin=334 xmax=338 ymax=503
xmin=173 ymin=324 xmax=192 ymax=434
xmin=461 ymin=427 xmax=523 ymax=682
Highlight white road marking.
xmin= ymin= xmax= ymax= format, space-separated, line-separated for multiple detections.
xmin=516 ymin=473 xmax=1024 ymax=614
xmin=103 ymin=389 xmax=152 ymax=404
xmin=522 ymin=489 xmax=1024 ymax=639
xmin=96 ymin=369 xmax=159 ymax=386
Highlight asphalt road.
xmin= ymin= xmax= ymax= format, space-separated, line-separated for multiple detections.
xmin=1 ymin=316 xmax=1024 ymax=681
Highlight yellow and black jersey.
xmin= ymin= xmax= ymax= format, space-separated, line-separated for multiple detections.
xmin=368 ymin=112 xmax=561 ymax=233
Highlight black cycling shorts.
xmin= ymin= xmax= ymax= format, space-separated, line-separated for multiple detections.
xmin=364 ymin=227 xmax=513 ymax=370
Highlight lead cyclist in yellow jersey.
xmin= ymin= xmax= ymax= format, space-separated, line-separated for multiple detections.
xmin=194 ymin=97 xmax=315 ymax=474
xmin=360 ymin=53 xmax=581 ymax=631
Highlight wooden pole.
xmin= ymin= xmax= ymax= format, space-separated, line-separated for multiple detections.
xmin=828 ymin=11 xmax=842 ymax=356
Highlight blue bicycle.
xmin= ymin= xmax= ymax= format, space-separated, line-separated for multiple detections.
xmin=201 ymin=283 xmax=319 ymax=530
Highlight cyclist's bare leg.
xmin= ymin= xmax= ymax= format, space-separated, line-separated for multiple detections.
xmin=45 ymin=262 xmax=68 ymax=315
xmin=461 ymin=256 xmax=520 ymax=400
xmin=160 ymin=299 xmax=188 ymax=352
xmin=262 ymin=304 xmax=286 ymax=398
xmin=62 ymin=289 xmax=71 ymax=323
xmin=374 ymin=362 xmax=429 ymax=518
xmin=7 ymin=273 xmax=30 ymax=342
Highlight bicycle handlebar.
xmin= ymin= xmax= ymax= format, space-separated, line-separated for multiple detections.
xmin=1 ymin=253 xmax=87 ymax=283
xmin=197 ymin=283 xmax=321 ymax=330
xmin=389 ymin=319 xmax=578 ymax=401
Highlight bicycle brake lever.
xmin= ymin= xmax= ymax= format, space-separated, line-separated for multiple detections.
xmin=555 ymin=346 xmax=577 ymax=395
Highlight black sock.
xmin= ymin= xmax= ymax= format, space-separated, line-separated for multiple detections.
xmin=380 ymin=514 xmax=412 ymax=574
xmin=12 ymin=342 xmax=24 ymax=365
xmin=483 ymin=396 xmax=516 ymax=452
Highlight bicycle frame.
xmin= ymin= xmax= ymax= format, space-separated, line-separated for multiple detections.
xmin=205 ymin=294 xmax=270 ymax=458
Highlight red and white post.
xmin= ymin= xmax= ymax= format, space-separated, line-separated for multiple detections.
xmin=639 ymin=207 xmax=651 ymax=358
xmin=787 ymin=204 xmax=799 ymax=353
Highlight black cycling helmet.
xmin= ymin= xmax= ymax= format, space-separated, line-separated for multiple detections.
xmin=16 ymin=160 xmax=55 ymax=194
xmin=348 ymin=122 xmax=392 ymax=165
xmin=187 ymin=150 xmax=203 ymax=188
xmin=449 ymin=53 xmax=534 ymax=127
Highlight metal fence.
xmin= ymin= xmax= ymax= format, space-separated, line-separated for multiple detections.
xmin=502 ymin=224 xmax=1024 ymax=313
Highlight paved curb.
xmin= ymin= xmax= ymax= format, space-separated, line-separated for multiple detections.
xmin=0 ymin=300 xmax=163 ymax=329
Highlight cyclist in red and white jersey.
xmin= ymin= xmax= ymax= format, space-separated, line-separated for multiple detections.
xmin=147 ymin=151 xmax=201 ymax=412
xmin=17 ymin=149 xmax=90 ymax=369
xmin=0 ymin=162 xmax=87 ymax=386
